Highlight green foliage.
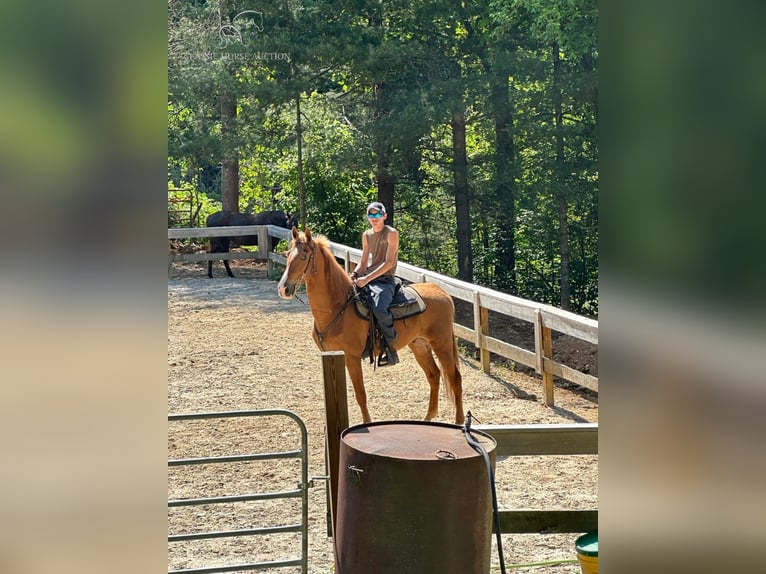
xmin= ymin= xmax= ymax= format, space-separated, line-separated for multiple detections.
xmin=167 ymin=0 xmax=598 ymax=315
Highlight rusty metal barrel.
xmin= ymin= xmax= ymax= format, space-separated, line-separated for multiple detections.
xmin=335 ymin=421 xmax=497 ymax=574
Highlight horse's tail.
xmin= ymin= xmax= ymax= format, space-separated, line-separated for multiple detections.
xmin=442 ymin=335 xmax=462 ymax=406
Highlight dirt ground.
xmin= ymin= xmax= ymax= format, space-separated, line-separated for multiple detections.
xmin=168 ymin=259 xmax=598 ymax=573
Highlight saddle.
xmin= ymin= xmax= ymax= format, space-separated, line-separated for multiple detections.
xmin=353 ymin=278 xmax=427 ymax=366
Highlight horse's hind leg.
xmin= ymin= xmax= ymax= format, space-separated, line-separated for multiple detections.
xmin=218 ymin=238 xmax=235 ymax=278
xmin=223 ymin=257 xmax=235 ymax=278
xmin=430 ymin=336 xmax=464 ymax=425
xmin=208 ymin=239 xmax=235 ymax=278
xmin=408 ymin=338 xmax=442 ymax=421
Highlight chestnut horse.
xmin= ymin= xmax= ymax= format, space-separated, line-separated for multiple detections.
xmin=277 ymin=228 xmax=464 ymax=424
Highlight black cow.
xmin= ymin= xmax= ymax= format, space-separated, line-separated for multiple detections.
xmin=206 ymin=210 xmax=298 ymax=278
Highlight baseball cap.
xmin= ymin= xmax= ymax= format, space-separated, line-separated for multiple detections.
xmin=366 ymin=201 xmax=386 ymax=214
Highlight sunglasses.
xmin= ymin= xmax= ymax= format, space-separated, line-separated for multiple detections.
xmin=367 ymin=212 xmax=384 ymax=219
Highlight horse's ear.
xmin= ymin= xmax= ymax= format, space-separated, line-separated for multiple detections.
xmin=291 ymin=226 xmax=299 ymax=239
xmin=304 ymin=227 xmax=312 ymax=243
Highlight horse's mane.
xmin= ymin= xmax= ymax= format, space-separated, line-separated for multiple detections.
xmin=312 ymin=233 xmax=331 ymax=250
xmin=304 ymin=232 xmax=352 ymax=299
xmin=312 ymin=233 xmax=345 ymax=274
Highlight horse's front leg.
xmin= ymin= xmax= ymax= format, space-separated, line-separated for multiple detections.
xmin=344 ymin=356 xmax=371 ymax=424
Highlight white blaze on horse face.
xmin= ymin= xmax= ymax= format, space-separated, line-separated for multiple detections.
xmin=278 ymin=244 xmax=303 ymax=298
xmin=277 ymin=267 xmax=293 ymax=299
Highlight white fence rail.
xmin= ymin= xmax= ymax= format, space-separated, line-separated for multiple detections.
xmin=168 ymin=225 xmax=598 ymax=404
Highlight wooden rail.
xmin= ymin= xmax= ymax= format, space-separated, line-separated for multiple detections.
xmin=319 ymin=239 xmax=598 ymax=403
xmin=168 ymin=226 xmax=598 ymax=403
xmin=168 ymin=225 xmax=291 ymax=276
xmin=475 ymin=422 xmax=598 ymax=534
xmin=320 ymin=352 xmax=597 ymax=539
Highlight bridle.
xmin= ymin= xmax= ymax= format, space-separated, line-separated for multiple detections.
xmin=286 ymin=240 xmax=315 ymax=307
xmin=294 ymin=240 xmax=317 ymax=279
xmin=288 ymin=239 xmax=357 ymax=350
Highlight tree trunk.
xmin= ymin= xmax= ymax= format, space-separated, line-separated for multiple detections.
xmin=296 ymin=93 xmax=306 ymax=228
xmin=491 ymin=63 xmax=517 ymax=293
xmin=365 ymin=3 xmax=395 ymax=224
xmin=377 ymin=151 xmax=395 ymax=225
xmin=451 ymin=111 xmax=472 ymax=282
xmin=373 ymin=82 xmax=395 ymax=225
xmin=553 ymin=42 xmax=571 ymax=310
xmin=220 ymin=92 xmax=239 ymax=212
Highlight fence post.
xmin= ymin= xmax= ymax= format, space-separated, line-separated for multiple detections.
xmin=534 ymin=309 xmax=555 ymax=406
xmin=257 ymin=226 xmax=269 ymax=260
xmin=168 ymin=241 xmax=176 ymax=277
xmin=321 ymin=351 xmax=348 ymax=540
xmin=473 ymin=291 xmax=491 ymax=374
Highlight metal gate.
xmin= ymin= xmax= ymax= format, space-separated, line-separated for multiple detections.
xmin=168 ymin=409 xmax=310 ymax=574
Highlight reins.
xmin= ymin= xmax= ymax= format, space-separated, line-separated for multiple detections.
xmin=289 ymin=240 xmax=357 ymax=350
xmin=313 ymin=288 xmax=357 ymax=350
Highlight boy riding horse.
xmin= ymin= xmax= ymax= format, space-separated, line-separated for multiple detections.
xmin=349 ymin=202 xmax=400 ymax=366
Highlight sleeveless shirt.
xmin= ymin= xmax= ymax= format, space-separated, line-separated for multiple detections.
xmin=363 ymin=225 xmax=397 ymax=277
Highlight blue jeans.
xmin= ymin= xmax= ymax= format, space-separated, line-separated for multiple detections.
xmin=367 ymin=276 xmax=397 ymax=344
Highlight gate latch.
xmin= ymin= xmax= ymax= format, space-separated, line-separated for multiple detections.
xmin=302 ymin=475 xmax=329 ymax=490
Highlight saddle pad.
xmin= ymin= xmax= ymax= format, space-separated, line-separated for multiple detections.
xmin=354 ymin=285 xmax=427 ymax=320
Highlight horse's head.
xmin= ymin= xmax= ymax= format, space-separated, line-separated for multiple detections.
xmin=285 ymin=212 xmax=299 ymax=230
xmin=278 ymin=227 xmax=315 ymax=299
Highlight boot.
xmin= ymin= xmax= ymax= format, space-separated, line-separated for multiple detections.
xmin=378 ymin=333 xmax=399 ymax=366
xmin=379 ymin=343 xmax=399 ymax=366
xmin=376 ymin=317 xmax=398 ymax=366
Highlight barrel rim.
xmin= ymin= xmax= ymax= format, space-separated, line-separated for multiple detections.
xmin=343 ymin=419 xmax=498 ymax=439
xmin=340 ymin=419 xmax=497 ymax=461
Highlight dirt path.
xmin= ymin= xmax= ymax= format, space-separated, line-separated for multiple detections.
xmin=168 ymin=261 xmax=598 ymax=573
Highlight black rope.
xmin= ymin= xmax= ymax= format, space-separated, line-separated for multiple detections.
xmin=463 ymin=411 xmax=507 ymax=574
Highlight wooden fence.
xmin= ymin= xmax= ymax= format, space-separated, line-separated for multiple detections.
xmin=167 ymin=224 xmax=291 ymax=264
xmin=320 ymin=351 xmax=597 ymax=541
xmin=167 ymin=225 xmax=598 ymax=405
xmin=168 ymin=188 xmax=203 ymax=228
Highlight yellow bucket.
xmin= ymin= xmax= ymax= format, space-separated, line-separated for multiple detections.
xmin=575 ymin=531 xmax=598 ymax=574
